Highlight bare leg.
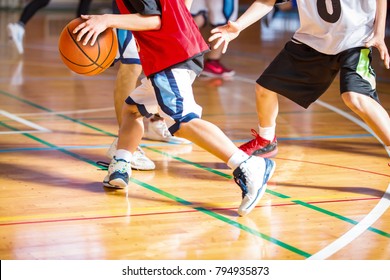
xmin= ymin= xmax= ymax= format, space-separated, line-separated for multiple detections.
xmin=342 ymin=91 xmax=390 ymax=146
xmin=117 ymin=104 xmax=144 ymax=154
xmin=255 ymin=84 xmax=279 ymax=127
xmin=114 ymin=63 xmax=142 ymax=126
xmin=175 ymin=118 xmax=238 ymax=163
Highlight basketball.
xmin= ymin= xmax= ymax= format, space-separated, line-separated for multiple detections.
xmin=58 ymin=17 xmax=118 ymax=76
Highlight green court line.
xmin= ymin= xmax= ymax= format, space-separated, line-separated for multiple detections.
xmin=0 ymin=90 xmax=116 ymax=137
xmin=0 ymin=121 xmax=101 ymax=168
xmin=1 ymin=120 xmax=310 ymax=258
xmin=2 ymin=89 xmax=389 ymax=238
xmin=131 ymin=178 xmax=311 ymax=258
xmin=2 ymin=89 xmax=388 ymax=256
xmin=146 ymin=147 xmax=390 ymax=238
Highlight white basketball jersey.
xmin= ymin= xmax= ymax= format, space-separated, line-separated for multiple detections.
xmin=292 ymin=0 xmax=376 ymax=54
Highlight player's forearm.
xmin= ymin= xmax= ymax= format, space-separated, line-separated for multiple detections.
xmin=236 ymin=0 xmax=276 ymax=31
xmin=374 ymin=0 xmax=387 ymax=38
xmin=105 ymin=13 xmax=161 ymax=31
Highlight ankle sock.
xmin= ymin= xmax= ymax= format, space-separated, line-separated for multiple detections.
xmin=258 ymin=124 xmax=276 ymax=141
xmin=227 ymin=149 xmax=249 ymax=170
xmin=114 ymin=149 xmax=132 ymax=162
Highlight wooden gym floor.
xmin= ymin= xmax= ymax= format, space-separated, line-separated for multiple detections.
xmin=0 ymin=8 xmax=389 ymax=260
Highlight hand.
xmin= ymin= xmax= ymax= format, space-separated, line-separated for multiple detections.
xmin=73 ymin=14 xmax=109 ymax=46
xmin=208 ymin=21 xmax=241 ymax=54
xmin=365 ymin=34 xmax=390 ymax=69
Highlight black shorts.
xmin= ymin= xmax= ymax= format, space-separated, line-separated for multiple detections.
xmin=257 ymin=41 xmax=379 ymax=108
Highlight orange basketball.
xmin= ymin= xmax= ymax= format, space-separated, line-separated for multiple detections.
xmin=58 ymin=18 xmax=118 ymax=76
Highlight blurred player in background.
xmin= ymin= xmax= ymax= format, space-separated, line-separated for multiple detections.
xmin=8 ymin=0 xmax=93 ymax=54
xmin=191 ymin=0 xmax=239 ymax=78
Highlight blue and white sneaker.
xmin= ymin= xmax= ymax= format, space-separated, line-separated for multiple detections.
xmin=233 ymin=156 xmax=276 ymax=216
xmin=103 ymin=157 xmax=131 ymax=189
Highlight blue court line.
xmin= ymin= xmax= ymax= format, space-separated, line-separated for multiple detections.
xmin=0 ymin=142 xmax=177 ymax=153
xmin=0 ymin=133 xmax=373 ymax=153
xmin=1 ymin=90 xmax=388 ymax=248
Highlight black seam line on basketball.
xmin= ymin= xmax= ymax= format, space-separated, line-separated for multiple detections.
xmin=66 ymin=26 xmax=104 ymax=69
xmin=1 ymin=89 xmax=389 ymax=239
xmin=144 ymin=147 xmax=390 ymax=239
xmin=59 ymin=47 xmax=104 ymax=76
xmin=0 ymin=121 xmax=310 ymax=259
xmin=59 ymin=48 xmax=102 ymax=76
xmin=96 ymin=31 xmax=116 ymax=72
xmin=1 ymin=87 xmax=389 ymax=239
xmin=0 ymin=90 xmax=116 ymax=137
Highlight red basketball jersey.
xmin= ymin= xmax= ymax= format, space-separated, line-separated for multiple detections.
xmin=115 ymin=0 xmax=209 ymax=76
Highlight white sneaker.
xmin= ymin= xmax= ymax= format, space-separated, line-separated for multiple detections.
xmin=103 ymin=157 xmax=131 ymax=189
xmin=233 ymin=156 xmax=276 ymax=216
xmin=106 ymin=138 xmax=155 ymax=171
xmin=7 ymin=23 xmax=25 ymax=55
xmin=143 ymin=118 xmax=191 ymax=144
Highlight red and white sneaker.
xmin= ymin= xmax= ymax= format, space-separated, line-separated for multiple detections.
xmin=239 ymin=129 xmax=278 ymax=158
xmin=201 ymin=59 xmax=235 ymax=78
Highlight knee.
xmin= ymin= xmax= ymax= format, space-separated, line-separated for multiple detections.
xmin=341 ymin=92 xmax=365 ymax=111
xmin=255 ymin=84 xmax=274 ymax=99
xmin=123 ymin=104 xmax=142 ymax=118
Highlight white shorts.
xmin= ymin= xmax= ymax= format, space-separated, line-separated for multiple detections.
xmin=190 ymin=0 xmax=239 ymax=26
xmin=125 ymin=68 xmax=203 ymax=134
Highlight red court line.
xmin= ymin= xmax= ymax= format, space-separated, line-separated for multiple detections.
xmin=0 ymin=196 xmax=380 ymax=227
xmin=276 ymin=157 xmax=390 ymax=178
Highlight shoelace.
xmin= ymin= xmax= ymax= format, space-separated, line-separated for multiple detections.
xmin=239 ymin=129 xmax=270 ymax=150
xmin=234 ymin=173 xmax=248 ymax=199
xmin=234 ymin=159 xmax=256 ymax=198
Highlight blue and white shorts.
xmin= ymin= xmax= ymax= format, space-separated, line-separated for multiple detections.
xmin=112 ymin=0 xmax=140 ymax=65
xmin=114 ymin=28 xmax=140 ymax=65
xmin=125 ymin=68 xmax=203 ymax=134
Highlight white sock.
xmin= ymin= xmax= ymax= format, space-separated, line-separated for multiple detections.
xmin=115 ymin=149 xmax=132 ymax=162
xmin=386 ymin=146 xmax=390 ymax=157
xmin=227 ymin=149 xmax=249 ymax=170
xmin=258 ymin=124 xmax=276 ymax=141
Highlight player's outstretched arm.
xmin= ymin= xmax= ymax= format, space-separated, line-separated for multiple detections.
xmin=209 ymin=21 xmax=241 ymax=54
xmin=209 ymin=0 xmax=276 ymax=54
xmin=365 ymin=0 xmax=389 ymax=69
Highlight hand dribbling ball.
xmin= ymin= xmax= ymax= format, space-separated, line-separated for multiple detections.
xmin=58 ymin=18 xmax=118 ymax=76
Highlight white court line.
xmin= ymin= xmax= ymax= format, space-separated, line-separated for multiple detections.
xmin=235 ymin=75 xmax=390 ymax=259
xmin=308 ymin=183 xmax=390 ymax=260
xmin=0 ymin=110 xmax=51 ymax=134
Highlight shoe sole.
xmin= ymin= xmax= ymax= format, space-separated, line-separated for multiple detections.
xmin=200 ymin=71 xmax=236 ymax=78
xmin=238 ymin=159 xmax=276 ymax=217
xmin=103 ymin=178 xmax=128 ymax=189
xmin=253 ymin=147 xmax=278 ymax=158
xmin=130 ymin=164 xmax=155 ymax=171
